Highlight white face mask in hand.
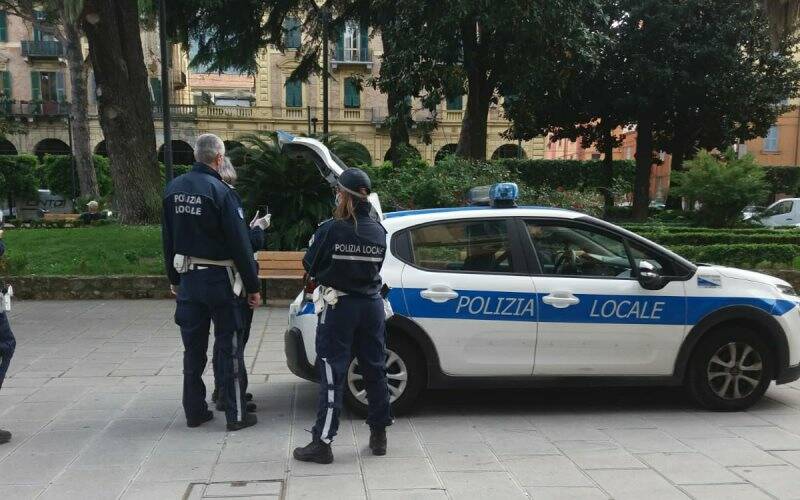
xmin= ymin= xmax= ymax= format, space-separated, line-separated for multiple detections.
xmin=249 ymin=210 xmax=271 ymax=230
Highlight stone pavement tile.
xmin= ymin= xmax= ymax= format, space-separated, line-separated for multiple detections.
xmin=440 ymin=471 xmax=526 ymax=500
xmin=45 ymin=413 xmax=112 ymax=432
xmin=696 ymin=411 xmax=770 ymax=427
xmin=0 ymin=484 xmax=45 ymax=500
xmin=24 ymin=386 xmax=90 ymax=403
xmin=352 ymin=419 xmax=426 ymax=458
xmin=748 ymin=394 xmax=798 ymax=414
xmin=38 ymin=465 xmax=138 ymax=500
xmin=503 ymin=455 xmax=593 ymax=487
xmin=72 ymin=392 xmax=136 ymax=411
xmin=587 ymin=469 xmax=690 ymax=500
xmin=535 ymin=423 xmax=609 ymax=442
xmin=680 ymin=484 xmax=773 ymax=500
xmin=557 ymin=440 xmax=646 ymax=470
xmin=680 ymin=437 xmax=786 ymax=466
xmin=729 ymin=465 xmax=800 ymax=499
xmin=639 ymin=452 xmax=743 ymax=485
xmin=362 ymin=457 xmax=440 ymax=490
xmin=62 ymin=363 xmax=120 ymax=377
xmin=2 ymin=401 xmax=67 ymax=421
xmin=368 ymin=489 xmax=448 ymax=500
xmin=603 ymin=428 xmax=692 ymax=454
xmin=641 ymin=415 xmax=733 ymax=439
xmin=728 ymin=425 xmax=800 ymax=450
xmin=135 ymin=460 xmax=215 ymax=482
xmin=285 ymin=474 xmax=366 ymax=500
xmin=425 ymin=442 xmax=504 ymax=472
xmin=761 ymin=413 xmax=800 ymax=435
xmin=210 ymin=460 xmax=286 ymax=482
xmin=218 ymin=435 xmax=290 ymax=463
xmin=14 ymin=430 xmax=95 ymax=454
xmin=0 ymin=451 xmax=76 ymax=485
xmin=120 ymin=480 xmax=192 ymax=500
xmin=73 ymin=438 xmax=156 ymax=467
xmin=480 ymin=428 xmax=560 ymax=456
xmin=147 ymin=449 xmax=220 ymax=467
xmin=525 ymin=486 xmax=610 ymax=500
xmin=291 ymin=446 xmax=361 ymax=476
xmin=2 ymin=377 xmax=51 ymax=388
xmin=119 ymin=399 xmax=180 ymax=419
xmin=101 ymin=417 xmax=172 ymax=441
xmin=412 ymin=418 xmax=484 ymax=444
xmin=204 ymin=480 xmax=282 ymax=497
xmin=774 ymin=450 xmax=800 ymax=467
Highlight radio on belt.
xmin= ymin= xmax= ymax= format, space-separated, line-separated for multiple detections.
xmin=466 ymin=182 xmax=519 ymax=208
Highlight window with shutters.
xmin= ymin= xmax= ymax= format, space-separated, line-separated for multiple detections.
xmin=764 ymin=125 xmax=779 ymax=152
xmin=344 ymin=77 xmax=360 ymax=108
xmin=283 ymin=17 xmax=301 ymax=49
xmin=0 ymin=11 xmax=7 ymax=42
xmin=285 ymin=79 xmax=302 ymax=108
xmin=446 ymin=95 xmax=463 ymax=110
xmin=33 ymin=10 xmax=55 ymax=42
xmin=1 ymin=71 xmax=10 ymax=98
xmin=337 ymin=21 xmax=368 ymax=62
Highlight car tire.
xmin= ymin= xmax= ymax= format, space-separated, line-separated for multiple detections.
xmin=686 ymin=325 xmax=773 ymax=411
xmin=344 ymin=333 xmax=426 ymax=417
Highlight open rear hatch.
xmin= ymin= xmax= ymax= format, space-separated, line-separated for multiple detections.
xmin=276 ymin=131 xmax=383 ymax=220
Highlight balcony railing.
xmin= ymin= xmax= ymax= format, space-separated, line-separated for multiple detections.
xmin=1 ymin=99 xmax=69 ymax=117
xmin=152 ymin=104 xmax=198 ymax=119
xmin=21 ymin=40 xmax=64 ymax=58
xmin=331 ymin=45 xmax=372 ymax=68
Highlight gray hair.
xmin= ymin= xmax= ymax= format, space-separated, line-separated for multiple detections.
xmin=194 ymin=134 xmax=225 ymax=165
xmin=219 ymin=157 xmax=237 ymax=185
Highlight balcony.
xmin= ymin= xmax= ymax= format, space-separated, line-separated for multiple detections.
xmin=152 ymin=104 xmax=198 ymax=120
xmin=21 ymin=40 xmax=64 ymax=59
xmin=330 ymin=45 xmax=372 ymax=70
xmin=1 ymin=99 xmax=69 ymax=118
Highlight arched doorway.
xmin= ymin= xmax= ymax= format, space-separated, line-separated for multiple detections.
xmin=34 ymin=138 xmax=70 ymax=159
xmin=158 ymin=140 xmax=194 ymax=165
xmin=0 ymin=139 xmax=17 ymax=155
xmin=94 ymin=140 xmax=108 ymax=157
xmin=434 ymin=143 xmax=458 ymax=163
xmin=491 ymin=143 xmax=526 ymax=160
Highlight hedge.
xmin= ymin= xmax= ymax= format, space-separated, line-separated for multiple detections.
xmin=623 ymin=225 xmax=800 ymax=235
xmin=668 ymin=243 xmax=800 ymax=267
xmin=498 ymin=158 xmax=636 ymax=190
xmin=642 ymin=232 xmax=800 ymax=245
xmin=42 ymin=154 xmax=113 ymax=197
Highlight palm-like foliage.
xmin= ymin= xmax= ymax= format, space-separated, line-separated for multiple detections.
xmin=229 ymin=132 xmax=372 ymax=250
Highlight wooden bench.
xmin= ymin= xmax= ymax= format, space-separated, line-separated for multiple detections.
xmin=43 ymin=213 xmax=80 ymax=222
xmin=256 ymin=251 xmax=305 ymax=304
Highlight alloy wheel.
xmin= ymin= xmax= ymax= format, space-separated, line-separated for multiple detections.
xmin=706 ymin=342 xmax=764 ymax=400
xmin=347 ymin=348 xmax=408 ymax=405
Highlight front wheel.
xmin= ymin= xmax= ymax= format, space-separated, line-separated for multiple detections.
xmin=344 ymin=334 xmax=425 ymax=416
xmin=686 ymin=326 xmax=773 ymax=411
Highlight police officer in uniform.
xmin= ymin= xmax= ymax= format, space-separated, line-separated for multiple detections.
xmin=293 ymin=168 xmax=392 ymax=464
xmin=0 ymin=227 xmax=15 ymax=445
xmin=162 ymin=134 xmax=259 ymax=431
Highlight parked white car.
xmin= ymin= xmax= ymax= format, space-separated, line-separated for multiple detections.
xmin=280 ymin=134 xmax=800 ymax=414
xmin=758 ymin=198 xmax=800 ymax=227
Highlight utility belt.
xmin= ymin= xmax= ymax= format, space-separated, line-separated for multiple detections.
xmin=173 ymin=254 xmax=243 ymax=297
xmin=0 ymin=285 xmax=12 ymax=312
xmin=312 ymin=285 xmax=394 ymax=319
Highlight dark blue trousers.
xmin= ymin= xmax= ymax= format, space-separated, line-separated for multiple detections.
xmin=0 ymin=312 xmax=15 ymax=386
xmin=312 ymin=295 xmax=392 ymax=443
xmin=212 ymin=298 xmax=251 ymax=399
xmin=174 ymin=267 xmax=248 ymax=424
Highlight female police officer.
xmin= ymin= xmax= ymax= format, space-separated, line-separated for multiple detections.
xmin=293 ymin=167 xmax=392 ymax=464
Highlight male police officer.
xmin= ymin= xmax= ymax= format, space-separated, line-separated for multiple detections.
xmin=162 ymin=133 xmax=259 ymax=431
xmin=0 ymin=226 xmax=15 ymax=445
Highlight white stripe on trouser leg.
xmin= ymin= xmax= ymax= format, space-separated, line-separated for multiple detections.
xmin=232 ymin=330 xmax=243 ymax=422
xmin=320 ymin=357 xmax=334 ymax=444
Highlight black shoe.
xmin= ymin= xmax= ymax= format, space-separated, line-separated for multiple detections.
xmin=245 ymin=392 xmax=253 ymax=402
xmin=226 ymin=413 xmax=257 ymax=431
xmin=211 ymin=387 xmax=219 ymax=404
xmin=0 ymin=428 xmax=11 ymax=444
xmin=216 ymin=401 xmax=257 ymax=413
xmin=293 ymin=438 xmax=333 ymax=464
xmin=186 ymin=411 xmax=213 ymax=428
xmin=369 ymin=426 xmax=387 ymax=456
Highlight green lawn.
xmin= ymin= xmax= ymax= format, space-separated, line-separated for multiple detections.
xmin=3 ymin=225 xmax=165 ymax=276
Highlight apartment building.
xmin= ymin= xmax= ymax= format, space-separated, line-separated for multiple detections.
xmin=0 ymin=13 xmax=545 ymax=165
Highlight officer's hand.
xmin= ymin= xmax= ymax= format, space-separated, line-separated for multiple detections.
xmin=170 ymin=284 xmax=178 ymax=296
xmin=248 ymin=292 xmax=261 ymax=309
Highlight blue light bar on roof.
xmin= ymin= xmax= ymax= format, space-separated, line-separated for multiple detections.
xmin=276 ymin=130 xmax=296 ymax=150
xmin=489 ymin=182 xmax=519 ymax=207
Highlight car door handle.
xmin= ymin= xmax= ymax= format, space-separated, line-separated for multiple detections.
xmin=542 ymin=293 xmax=580 ymax=308
xmin=420 ymin=286 xmax=459 ymax=303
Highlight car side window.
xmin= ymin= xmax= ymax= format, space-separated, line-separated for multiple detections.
xmin=409 ymin=219 xmax=514 ymax=273
xmin=526 ymin=221 xmax=633 ymax=278
xmin=627 ymin=240 xmax=678 ymax=277
xmin=766 ymin=201 xmax=792 ymax=216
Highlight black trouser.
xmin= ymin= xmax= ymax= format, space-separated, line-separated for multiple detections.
xmin=174 ymin=267 xmax=248 ymax=424
xmin=213 ymin=298 xmax=252 ymax=399
xmin=0 ymin=312 xmax=15 ymax=389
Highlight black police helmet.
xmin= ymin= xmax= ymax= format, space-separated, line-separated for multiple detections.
xmin=338 ymin=167 xmax=372 ymax=198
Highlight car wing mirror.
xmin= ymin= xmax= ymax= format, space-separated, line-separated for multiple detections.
xmin=638 ymin=260 xmax=666 ymax=290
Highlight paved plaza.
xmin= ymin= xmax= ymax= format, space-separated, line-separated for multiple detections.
xmin=1 ymin=301 xmax=800 ymax=499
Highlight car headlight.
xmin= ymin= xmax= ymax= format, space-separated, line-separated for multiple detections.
xmin=776 ymin=284 xmax=797 ymax=296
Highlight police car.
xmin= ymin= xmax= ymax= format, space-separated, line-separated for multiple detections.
xmin=280 ymin=134 xmax=800 ymax=414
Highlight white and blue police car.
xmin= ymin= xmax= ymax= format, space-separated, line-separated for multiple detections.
xmin=279 ymin=133 xmax=800 ymax=414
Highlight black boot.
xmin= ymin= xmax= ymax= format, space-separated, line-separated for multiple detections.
xmin=245 ymin=393 xmax=253 ymax=402
xmin=0 ymin=428 xmax=11 ymax=445
xmin=293 ymin=438 xmax=333 ymax=464
xmin=186 ymin=410 xmax=213 ymax=428
xmin=369 ymin=426 xmax=387 ymax=456
xmin=226 ymin=413 xmax=257 ymax=431
xmin=211 ymin=387 xmax=219 ymax=404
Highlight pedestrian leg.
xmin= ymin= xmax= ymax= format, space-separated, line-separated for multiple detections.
xmin=175 ymin=298 xmax=212 ymax=422
xmin=0 ymin=312 xmax=16 ymax=382
xmin=354 ymin=298 xmax=392 ymax=429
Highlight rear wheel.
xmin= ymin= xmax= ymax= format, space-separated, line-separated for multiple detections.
xmin=344 ymin=334 xmax=425 ymax=416
xmin=686 ymin=326 xmax=773 ymax=411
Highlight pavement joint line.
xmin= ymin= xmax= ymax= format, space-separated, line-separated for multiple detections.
xmin=352 ymin=412 xmax=369 ymax=499
xmin=407 ymin=417 xmax=453 ymax=499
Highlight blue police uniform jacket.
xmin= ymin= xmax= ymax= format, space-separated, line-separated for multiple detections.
xmin=162 ymin=162 xmax=259 ymax=294
xmin=303 ymin=201 xmax=387 ymax=298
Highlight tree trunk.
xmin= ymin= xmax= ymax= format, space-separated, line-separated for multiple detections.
xmin=81 ymin=0 xmax=161 ymax=224
xmin=665 ymin=145 xmax=685 ymax=210
xmin=455 ymin=19 xmax=491 ymax=160
xmin=632 ymin=118 xmax=654 ymax=220
xmin=63 ymin=21 xmax=98 ymax=199
xmin=381 ymin=39 xmax=411 ymax=165
xmin=601 ymin=126 xmax=615 ymax=214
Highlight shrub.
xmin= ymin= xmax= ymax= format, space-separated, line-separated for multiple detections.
xmin=669 ymin=243 xmax=800 ymax=267
xmin=498 ymin=158 xmax=636 ymax=191
xmin=671 ymin=150 xmax=768 ymax=227
xmin=763 ymin=165 xmax=800 ymax=199
xmin=42 ymin=154 xmax=113 ymax=198
xmin=642 ymin=232 xmax=800 ymax=245
xmin=0 ymin=154 xmax=39 ymax=209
